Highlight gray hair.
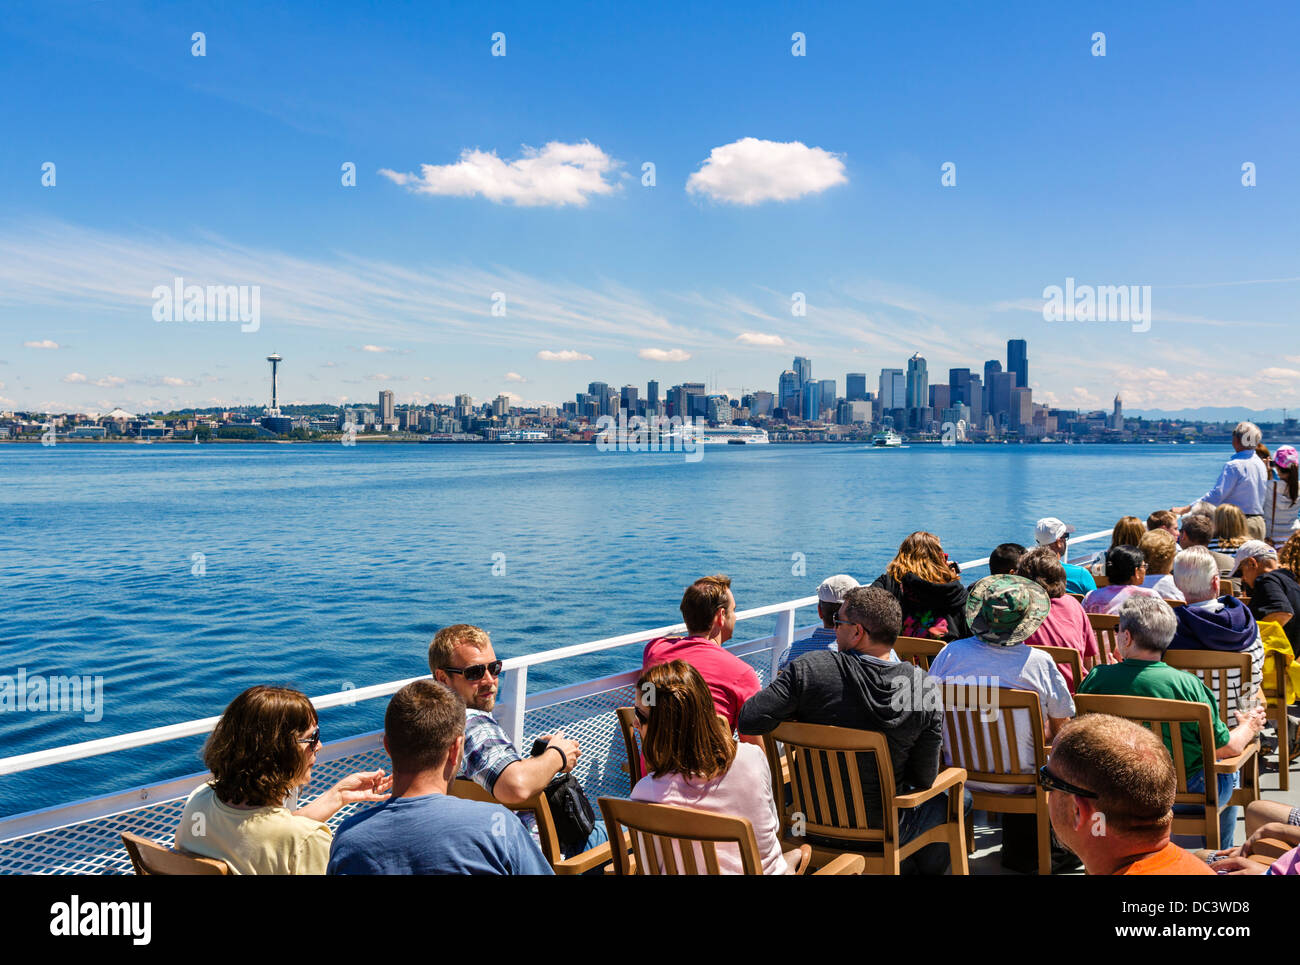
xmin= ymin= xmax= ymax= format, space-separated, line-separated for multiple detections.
xmin=1234 ymin=422 xmax=1262 ymax=448
xmin=1172 ymin=545 xmax=1218 ymax=603
xmin=1118 ymin=596 xmax=1178 ymax=654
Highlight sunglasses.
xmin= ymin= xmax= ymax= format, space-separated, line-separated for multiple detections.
xmin=443 ymin=659 xmax=503 ymax=682
xmin=1038 ymin=763 xmax=1097 ymax=799
xmin=297 ymin=727 xmax=321 ymax=747
xmin=833 ymin=615 xmax=863 ymax=630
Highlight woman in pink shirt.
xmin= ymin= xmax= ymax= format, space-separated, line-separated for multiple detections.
xmin=1018 ymin=546 xmax=1098 ymax=690
xmin=630 ymin=660 xmax=792 ymax=874
xmin=1082 ymin=545 xmax=1163 ymax=616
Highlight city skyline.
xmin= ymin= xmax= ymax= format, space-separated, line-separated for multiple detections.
xmin=2 ymin=3 xmax=1298 ymax=416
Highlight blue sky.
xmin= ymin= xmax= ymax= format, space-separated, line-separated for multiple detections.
xmin=0 ymin=0 xmax=1297 ymax=414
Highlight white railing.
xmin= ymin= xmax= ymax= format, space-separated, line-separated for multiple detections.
xmin=0 ymin=529 xmax=1114 ymax=819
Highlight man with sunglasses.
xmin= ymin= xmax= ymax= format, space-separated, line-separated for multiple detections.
xmin=1034 ymin=517 xmax=1096 ymax=596
xmin=1045 ymin=714 xmax=1212 ymax=875
xmin=429 ymin=624 xmax=606 ymax=857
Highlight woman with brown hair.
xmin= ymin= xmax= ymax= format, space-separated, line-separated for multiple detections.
xmin=1091 ymin=516 xmax=1148 ymax=579
xmin=175 ymin=685 xmax=391 ymax=874
xmin=630 ymin=660 xmax=791 ymax=874
xmin=1266 ymin=446 xmax=1300 ymax=547
xmin=1212 ymin=504 xmax=1250 ymax=553
xmin=870 ymin=531 xmax=969 ymax=641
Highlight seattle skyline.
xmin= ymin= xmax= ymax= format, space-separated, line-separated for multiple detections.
xmin=1 ymin=2 xmax=1298 ymax=416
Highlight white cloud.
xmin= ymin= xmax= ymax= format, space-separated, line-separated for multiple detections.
xmin=504 ymin=372 xmax=526 ymax=382
xmin=161 ymin=376 xmax=194 ymax=387
xmin=1260 ymin=368 xmax=1300 ymax=381
xmin=361 ymin=344 xmax=392 ymax=353
xmin=94 ymin=376 xmax=126 ymax=388
xmin=25 ymin=339 xmax=60 ymax=349
xmin=735 ymin=332 xmax=785 ymax=347
xmin=637 ymin=347 xmax=691 ymax=362
xmin=686 ymin=138 xmax=847 ymax=205
xmin=379 ymin=141 xmax=620 ymax=207
xmin=62 ymin=372 xmax=86 ymax=383
xmin=537 ymin=349 xmax=593 ymax=362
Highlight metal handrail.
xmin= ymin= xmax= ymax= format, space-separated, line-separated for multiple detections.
xmin=0 ymin=529 xmax=1114 ymax=779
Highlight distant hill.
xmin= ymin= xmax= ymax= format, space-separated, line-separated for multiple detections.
xmin=1126 ymin=407 xmax=1295 ymax=424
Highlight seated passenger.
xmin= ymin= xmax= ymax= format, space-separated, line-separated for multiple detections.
xmin=1077 ymin=596 xmax=1266 ymax=848
xmin=1177 ymin=512 xmax=1237 ymax=581
xmin=176 ymin=685 xmax=391 ymax=875
xmin=1018 ymin=546 xmax=1099 ymax=691
xmin=987 ymin=542 xmax=1026 ymax=577
xmin=1082 ymin=546 xmax=1163 ymax=615
xmin=739 ymin=587 xmax=969 ymax=874
xmin=1033 ymin=517 xmax=1097 ymax=596
xmin=1091 ymin=516 xmax=1147 ymax=579
xmin=777 ymin=574 xmax=861 ymax=668
xmin=328 ymin=680 xmax=552 ymax=874
xmin=871 ymin=531 xmax=970 ymax=641
xmin=1138 ymin=529 xmax=1186 ymax=602
xmin=631 ymin=660 xmax=790 ymax=875
xmin=1046 ymin=714 xmax=1212 ymax=875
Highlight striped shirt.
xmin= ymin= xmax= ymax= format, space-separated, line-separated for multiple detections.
xmin=460 ymin=708 xmax=535 ymax=835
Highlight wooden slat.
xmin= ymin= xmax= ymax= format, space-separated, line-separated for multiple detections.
xmin=848 ymin=750 xmax=868 ymax=829
xmin=659 ymin=833 xmax=678 ymax=875
xmin=702 ymin=841 xmax=720 ymax=876
xmin=1003 ymin=708 xmax=1022 ymax=775
xmin=827 ymin=750 xmax=849 ymax=827
xmin=808 ymin=747 xmax=829 ymax=827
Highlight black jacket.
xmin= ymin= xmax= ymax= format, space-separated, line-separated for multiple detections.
xmin=872 ymin=571 xmax=971 ymax=641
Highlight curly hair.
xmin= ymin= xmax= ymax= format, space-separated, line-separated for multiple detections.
xmin=637 ymin=660 xmax=736 ymax=781
xmin=1279 ymin=532 xmax=1300 ymax=578
xmin=885 ymin=531 xmax=956 ymax=586
xmin=204 ymin=686 xmax=317 ymax=807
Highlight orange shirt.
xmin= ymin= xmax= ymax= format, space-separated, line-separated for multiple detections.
xmin=1114 ymin=842 xmax=1215 ymax=876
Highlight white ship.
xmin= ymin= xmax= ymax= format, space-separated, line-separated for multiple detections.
xmin=871 ymin=429 xmax=903 ymax=447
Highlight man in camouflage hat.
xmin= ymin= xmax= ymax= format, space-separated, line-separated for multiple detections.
xmin=929 ymin=574 xmax=1076 ymax=872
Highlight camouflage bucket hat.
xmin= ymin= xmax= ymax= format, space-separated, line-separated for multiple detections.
xmin=965 ymin=574 xmax=1051 ymax=646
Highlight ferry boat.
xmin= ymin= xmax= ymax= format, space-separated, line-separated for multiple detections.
xmin=700 ymin=424 xmax=769 ymax=445
xmin=871 ymin=429 xmax=903 ymax=447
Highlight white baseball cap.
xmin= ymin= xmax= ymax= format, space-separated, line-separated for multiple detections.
xmin=1034 ymin=517 xmax=1076 ymax=545
xmin=817 ymin=574 xmax=860 ymax=604
xmin=1230 ymin=540 xmax=1277 ymax=577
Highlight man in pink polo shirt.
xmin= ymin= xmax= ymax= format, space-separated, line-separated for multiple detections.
xmin=642 ymin=574 xmax=761 ymax=737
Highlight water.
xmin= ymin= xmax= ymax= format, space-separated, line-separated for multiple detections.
xmin=0 ymin=441 xmax=1232 ymax=815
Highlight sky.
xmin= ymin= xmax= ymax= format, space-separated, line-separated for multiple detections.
xmin=0 ymin=0 xmax=1297 ymax=415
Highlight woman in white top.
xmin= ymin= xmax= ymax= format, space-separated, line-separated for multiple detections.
xmin=630 ymin=660 xmax=792 ymax=874
xmin=1266 ymin=445 xmax=1300 ymax=547
xmin=175 ymin=685 xmax=391 ymax=874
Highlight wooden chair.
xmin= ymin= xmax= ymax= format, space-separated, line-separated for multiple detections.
xmin=1168 ymin=600 xmax=1187 ymax=608
xmin=450 ymin=778 xmax=611 ymax=874
xmin=597 ymin=798 xmax=864 ymax=875
xmin=120 ymin=832 xmax=229 ymax=875
xmin=616 ymin=706 xmax=644 ymax=790
xmin=1073 ymin=694 xmax=1259 ymax=850
xmin=1028 ymin=644 xmax=1084 ymax=693
xmin=1093 ymin=574 xmax=1110 ymax=588
xmin=1067 ymin=592 xmax=1086 ymax=603
xmin=1264 ymin=651 xmax=1294 ymax=791
xmin=894 ymin=636 xmax=945 ymax=671
xmin=941 ymin=685 xmax=1052 ymax=874
xmin=760 ymin=721 xmax=968 ymax=875
xmin=1162 ymin=650 xmax=1260 ymax=808
xmin=1086 ymin=613 xmax=1121 ymax=669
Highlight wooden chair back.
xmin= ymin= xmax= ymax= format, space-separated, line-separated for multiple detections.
xmin=1162 ymin=649 xmax=1252 ymax=726
xmin=1067 ymin=592 xmax=1086 ymax=603
xmin=616 ymin=706 xmax=644 ymax=789
xmin=120 ymin=832 xmax=229 ymax=875
xmin=1168 ymin=600 xmax=1186 ymax=608
xmin=1093 ymin=573 xmax=1110 ymax=587
xmin=1265 ymin=651 xmax=1292 ymax=791
xmin=597 ymin=797 xmax=763 ymax=875
xmin=894 ymin=636 xmax=945 ymax=670
xmin=1086 ymin=613 xmax=1121 ymax=669
xmin=941 ymin=686 xmax=1047 ymax=788
xmin=1028 ymin=644 xmax=1084 ymax=691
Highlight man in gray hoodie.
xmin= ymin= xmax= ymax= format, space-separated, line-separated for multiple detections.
xmin=738 ymin=586 xmax=966 ymax=873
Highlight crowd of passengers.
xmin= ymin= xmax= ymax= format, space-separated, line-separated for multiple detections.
xmin=170 ymin=424 xmax=1300 ymax=875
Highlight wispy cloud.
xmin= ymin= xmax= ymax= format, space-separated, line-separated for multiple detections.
xmin=504 ymin=371 xmax=526 ymax=382
xmin=24 ymin=339 xmax=60 ymax=349
xmin=736 ymin=332 xmax=785 ymax=347
xmin=537 ymin=349 xmax=593 ymax=361
xmin=637 ymin=347 xmax=691 ymax=362
xmin=379 ymin=141 xmax=620 ymax=207
xmin=687 ymin=138 xmax=847 ymax=205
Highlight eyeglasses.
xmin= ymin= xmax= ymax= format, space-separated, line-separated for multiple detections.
xmin=833 ymin=615 xmax=863 ymax=630
xmin=297 ymin=727 xmax=321 ymax=747
xmin=1038 ymin=763 xmax=1097 ymax=799
xmin=443 ymin=659 xmax=503 ymax=682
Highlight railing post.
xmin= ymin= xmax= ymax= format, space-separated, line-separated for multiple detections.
xmin=771 ymin=606 xmax=796 ymax=681
xmin=496 ymin=665 xmax=528 ymax=750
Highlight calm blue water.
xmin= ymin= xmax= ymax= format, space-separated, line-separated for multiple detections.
xmin=0 ymin=441 xmax=1234 ymax=815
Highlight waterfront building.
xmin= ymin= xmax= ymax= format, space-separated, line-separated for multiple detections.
xmin=1007 ymin=339 xmax=1028 ymax=392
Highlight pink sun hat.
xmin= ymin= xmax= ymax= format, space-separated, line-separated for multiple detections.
xmin=1275 ymin=445 xmax=1298 ymax=470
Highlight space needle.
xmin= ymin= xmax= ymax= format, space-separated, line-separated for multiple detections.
xmin=267 ymin=353 xmax=283 ymax=416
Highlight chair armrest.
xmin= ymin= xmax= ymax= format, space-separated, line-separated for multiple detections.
xmin=1247 ymin=836 xmax=1294 ymax=861
xmin=894 ymin=767 xmax=967 ymax=809
xmin=1214 ymin=740 xmax=1260 ymax=775
xmin=553 ymin=840 xmax=615 ymax=876
xmin=813 ymin=853 xmax=865 ymax=875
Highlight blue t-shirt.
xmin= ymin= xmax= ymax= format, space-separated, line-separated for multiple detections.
xmin=327 ymin=793 xmax=554 ymax=875
xmin=1062 ymin=561 xmax=1097 ymax=596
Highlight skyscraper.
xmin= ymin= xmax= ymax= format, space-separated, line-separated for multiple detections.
xmin=1112 ymin=393 xmax=1124 ymax=431
xmin=948 ymin=368 xmax=971 ymax=406
xmin=819 ymin=378 xmax=836 ymax=415
xmin=929 ymin=384 xmax=951 ymax=411
xmin=378 ymin=390 xmax=394 ymax=421
xmin=778 ymin=369 xmax=801 ymax=414
xmin=793 ymin=356 xmax=812 ymax=388
xmin=878 ymin=368 xmax=904 ymax=411
xmin=846 ymin=373 xmax=867 ymax=401
xmin=646 ymin=380 xmax=660 ymax=408
xmin=1007 ymin=339 xmax=1028 ymax=393
xmin=266 ymin=353 xmax=282 ymax=414
xmin=967 ymin=374 xmax=983 ymax=428
xmin=905 ymin=354 xmax=928 ymax=410
xmin=802 ymin=380 xmax=820 ymax=421
xmin=620 ymin=385 xmax=638 ymax=414
xmin=983 ymin=360 xmax=1002 ymax=418
xmin=991 ymin=371 xmax=1017 ymax=423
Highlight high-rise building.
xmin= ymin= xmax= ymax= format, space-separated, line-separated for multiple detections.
xmin=266 ymin=354 xmax=283 ymax=414
xmin=846 ymin=373 xmax=868 ymax=401
xmin=492 ymin=394 xmax=510 ymax=417
xmin=793 ymin=356 xmax=812 ymax=388
xmin=1112 ymin=393 xmax=1124 ymax=431
xmin=1007 ymin=339 xmax=1028 ymax=393
xmin=983 ymin=360 xmax=1002 ymax=417
xmin=646 ymin=380 xmax=660 ymax=408
xmin=878 ymin=368 xmax=904 ymax=410
xmin=929 ymin=384 xmax=951 ymax=411
xmin=620 ymin=385 xmax=638 ymax=414
xmin=801 ymin=379 xmax=820 ymax=421
xmin=948 ymin=368 xmax=971 ymax=406
xmin=750 ymin=390 xmax=774 ymax=417
xmin=991 ymin=371 xmax=1017 ymax=421
xmin=819 ymin=379 xmax=836 ymax=415
xmin=1011 ymin=386 xmax=1032 ymax=429
xmin=378 ymin=390 xmax=395 ymax=421
xmin=778 ymin=370 xmax=801 ymax=414
xmin=668 ymin=385 xmax=687 ymax=418
xmin=967 ymin=374 xmax=983 ymax=427
xmin=905 ymin=354 xmax=928 ymax=410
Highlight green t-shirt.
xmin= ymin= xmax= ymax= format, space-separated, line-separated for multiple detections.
xmin=1077 ymin=659 xmax=1231 ymax=780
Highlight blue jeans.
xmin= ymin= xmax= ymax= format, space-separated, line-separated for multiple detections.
xmin=899 ymin=788 xmax=973 ymax=875
xmin=562 ymin=819 xmax=609 ymax=860
xmin=1172 ymin=770 xmax=1239 ymax=849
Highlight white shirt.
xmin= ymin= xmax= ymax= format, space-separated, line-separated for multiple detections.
xmin=1143 ymin=573 xmax=1186 ymax=602
xmin=1265 ymin=479 xmax=1300 ymax=546
xmin=1200 ymin=449 xmax=1268 ymax=516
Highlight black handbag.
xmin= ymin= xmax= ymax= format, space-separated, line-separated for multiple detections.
xmin=531 ymin=740 xmax=597 ymax=853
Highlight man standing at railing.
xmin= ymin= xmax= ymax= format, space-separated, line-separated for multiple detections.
xmin=1171 ymin=422 xmax=1269 ymax=541
xmin=428 ymin=624 xmax=608 ymax=858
